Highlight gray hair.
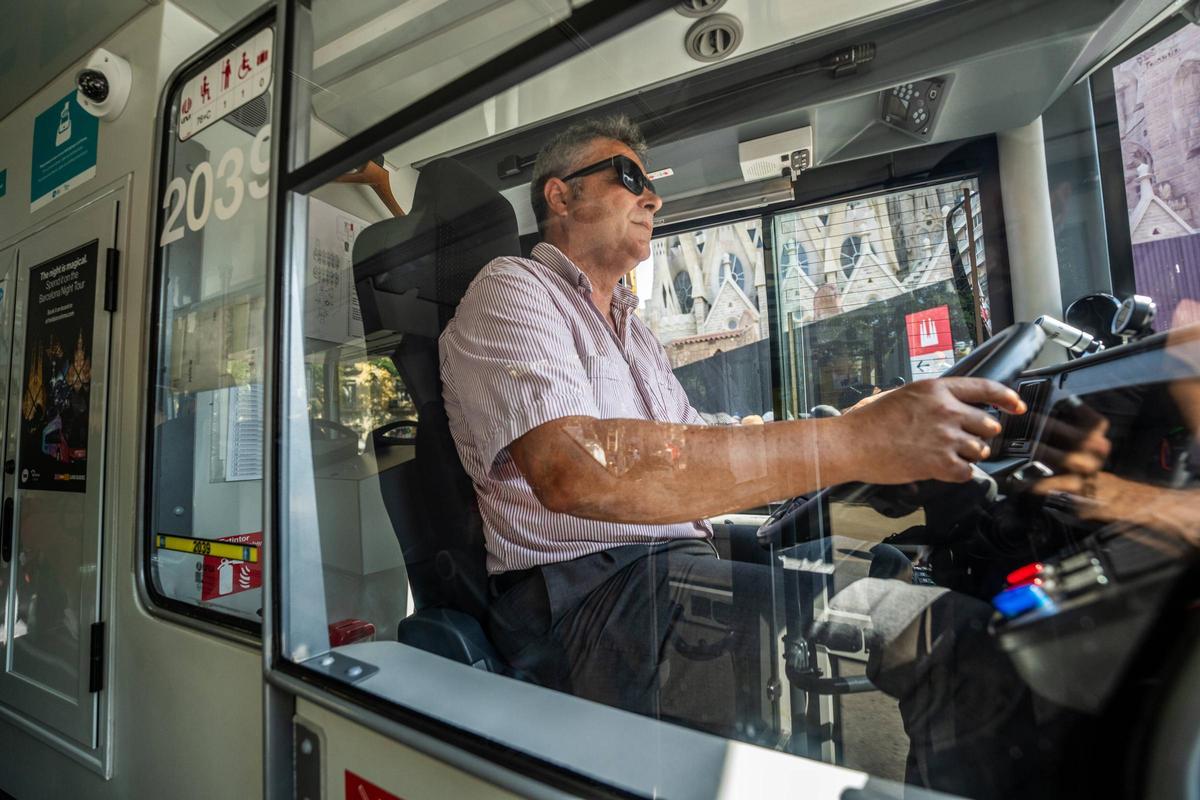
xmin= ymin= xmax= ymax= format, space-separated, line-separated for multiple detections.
xmin=530 ymin=115 xmax=648 ymax=233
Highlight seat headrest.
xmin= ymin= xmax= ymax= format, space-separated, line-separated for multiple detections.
xmin=352 ymin=158 xmax=520 ymax=334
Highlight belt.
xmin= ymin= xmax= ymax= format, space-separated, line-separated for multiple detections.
xmin=490 ymin=566 xmax=540 ymax=596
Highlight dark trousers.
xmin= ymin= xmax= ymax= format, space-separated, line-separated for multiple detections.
xmin=488 ymin=537 xmax=1057 ymax=799
xmin=487 ymin=537 xmax=907 ymax=737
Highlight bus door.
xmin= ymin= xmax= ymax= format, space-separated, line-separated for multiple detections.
xmin=0 ymin=183 xmax=121 ymax=749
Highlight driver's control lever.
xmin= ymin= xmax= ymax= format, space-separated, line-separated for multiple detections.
xmin=1035 ymin=315 xmax=1103 ymax=357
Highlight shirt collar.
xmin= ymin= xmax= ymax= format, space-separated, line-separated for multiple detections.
xmin=531 ymin=242 xmax=641 ymax=311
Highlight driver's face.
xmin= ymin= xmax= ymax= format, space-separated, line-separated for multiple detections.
xmin=560 ymin=139 xmax=662 ymax=266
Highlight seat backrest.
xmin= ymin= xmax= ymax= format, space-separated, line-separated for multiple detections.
xmin=352 ymin=158 xmax=520 ymax=625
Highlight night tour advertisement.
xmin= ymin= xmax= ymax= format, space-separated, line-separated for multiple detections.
xmin=19 ymin=240 xmax=97 ymax=493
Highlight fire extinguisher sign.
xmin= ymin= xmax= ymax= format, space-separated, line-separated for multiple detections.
xmin=200 ymin=531 xmax=262 ymax=600
xmin=905 ymin=305 xmax=954 ymax=380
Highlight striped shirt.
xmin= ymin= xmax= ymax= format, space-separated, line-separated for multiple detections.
xmin=440 ymin=242 xmax=712 ymax=575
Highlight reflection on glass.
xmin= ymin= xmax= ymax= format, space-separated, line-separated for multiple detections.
xmin=1114 ymin=23 xmax=1200 ymax=331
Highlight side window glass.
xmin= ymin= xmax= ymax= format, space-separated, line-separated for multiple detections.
xmin=146 ymin=25 xmax=273 ymax=627
xmin=1111 ymin=22 xmax=1200 ymax=330
xmin=634 ymin=221 xmax=771 ymax=426
xmin=773 ymin=179 xmax=987 ymax=417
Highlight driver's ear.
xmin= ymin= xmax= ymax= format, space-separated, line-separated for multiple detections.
xmin=544 ymin=177 xmax=571 ymax=221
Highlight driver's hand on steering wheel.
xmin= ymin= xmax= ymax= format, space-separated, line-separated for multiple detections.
xmin=836 ymin=377 xmax=1025 ymax=484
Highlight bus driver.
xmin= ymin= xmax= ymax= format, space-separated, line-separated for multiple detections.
xmin=440 ymin=116 xmax=1037 ymax=796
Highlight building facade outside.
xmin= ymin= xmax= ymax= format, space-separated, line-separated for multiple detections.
xmin=635 ymin=178 xmax=985 ymax=371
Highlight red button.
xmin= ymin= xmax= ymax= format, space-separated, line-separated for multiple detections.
xmin=1007 ymin=562 xmax=1044 ymax=586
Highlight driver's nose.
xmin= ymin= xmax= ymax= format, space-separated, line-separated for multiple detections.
xmin=641 ymin=190 xmax=663 ymax=215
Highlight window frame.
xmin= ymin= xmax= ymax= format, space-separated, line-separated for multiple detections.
xmin=137 ymin=6 xmax=278 ymax=641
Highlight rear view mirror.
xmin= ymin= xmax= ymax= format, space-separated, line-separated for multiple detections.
xmin=1065 ymin=293 xmax=1122 ymax=348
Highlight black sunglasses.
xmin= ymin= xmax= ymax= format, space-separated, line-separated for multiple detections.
xmin=560 ymin=155 xmax=657 ymax=197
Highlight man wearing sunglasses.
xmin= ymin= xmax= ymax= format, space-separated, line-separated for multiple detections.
xmin=440 ymin=116 xmax=1047 ymax=797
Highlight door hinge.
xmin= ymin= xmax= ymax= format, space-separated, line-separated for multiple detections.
xmin=104 ymin=247 xmax=119 ymax=312
xmin=88 ymin=622 xmax=105 ymax=693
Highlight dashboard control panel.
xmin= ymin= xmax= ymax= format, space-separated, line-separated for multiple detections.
xmin=992 ymin=527 xmax=1186 ymax=713
xmin=880 ymin=76 xmax=946 ymax=140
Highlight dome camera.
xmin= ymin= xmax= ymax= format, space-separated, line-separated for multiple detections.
xmin=75 ymin=48 xmax=131 ymax=122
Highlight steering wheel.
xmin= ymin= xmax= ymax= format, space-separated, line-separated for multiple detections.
xmin=372 ymin=419 xmax=418 ymax=449
xmin=756 ymin=322 xmax=1047 ymax=546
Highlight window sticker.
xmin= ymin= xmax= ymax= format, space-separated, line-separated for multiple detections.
xmin=344 ymin=771 xmax=402 ymax=800
xmin=160 ymin=124 xmax=270 ymax=246
xmin=306 ymin=196 xmax=368 ymax=344
xmin=178 ymin=27 xmax=273 ymax=142
xmin=30 ymin=92 xmax=98 ymax=212
xmin=200 ymin=532 xmax=263 ymax=601
xmin=905 ymin=304 xmax=954 ymax=380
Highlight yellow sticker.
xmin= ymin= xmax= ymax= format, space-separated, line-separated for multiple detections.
xmin=156 ymin=533 xmax=259 ymax=563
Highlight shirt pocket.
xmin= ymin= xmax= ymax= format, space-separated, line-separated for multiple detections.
xmin=653 ymin=373 xmax=690 ymax=420
xmin=581 ymin=354 xmax=643 ymax=418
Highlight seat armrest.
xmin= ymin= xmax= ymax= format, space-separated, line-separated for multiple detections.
xmin=396 ymin=607 xmax=505 ymax=673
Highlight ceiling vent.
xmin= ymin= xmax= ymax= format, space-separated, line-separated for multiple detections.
xmin=675 ymin=0 xmax=727 ymax=17
xmin=684 ymin=14 xmax=742 ymax=63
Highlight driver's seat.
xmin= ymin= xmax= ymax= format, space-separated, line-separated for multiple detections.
xmin=352 ymin=158 xmax=521 ymax=672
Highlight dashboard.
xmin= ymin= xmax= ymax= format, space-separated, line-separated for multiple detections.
xmin=971 ymin=330 xmax=1199 ymax=714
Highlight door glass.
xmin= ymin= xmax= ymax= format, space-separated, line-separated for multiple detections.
xmin=146 ymin=22 xmax=273 ymax=626
xmin=772 ymin=178 xmax=986 ymax=418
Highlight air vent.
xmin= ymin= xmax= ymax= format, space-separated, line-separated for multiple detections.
xmin=684 ymin=14 xmax=742 ymax=63
xmin=226 ymin=92 xmax=271 ymax=135
xmin=675 ymin=0 xmax=727 ymax=17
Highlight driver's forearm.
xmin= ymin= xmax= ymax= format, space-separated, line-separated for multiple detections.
xmin=521 ymin=416 xmax=851 ymax=525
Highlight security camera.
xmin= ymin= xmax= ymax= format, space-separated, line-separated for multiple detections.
xmin=75 ymin=48 xmax=131 ymax=121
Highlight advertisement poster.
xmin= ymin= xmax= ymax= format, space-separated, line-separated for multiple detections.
xmin=30 ymin=92 xmax=98 ymax=212
xmin=19 ymin=240 xmax=97 ymax=493
xmin=905 ymin=304 xmax=954 ymax=381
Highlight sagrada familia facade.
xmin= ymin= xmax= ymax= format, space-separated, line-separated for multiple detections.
xmin=636 ymin=178 xmax=985 ymax=369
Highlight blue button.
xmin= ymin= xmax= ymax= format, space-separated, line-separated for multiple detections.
xmin=993 ymin=584 xmax=1054 ymax=618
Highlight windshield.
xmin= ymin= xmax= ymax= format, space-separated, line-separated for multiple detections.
xmin=268 ymin=2 xmax=1200 ymax=798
